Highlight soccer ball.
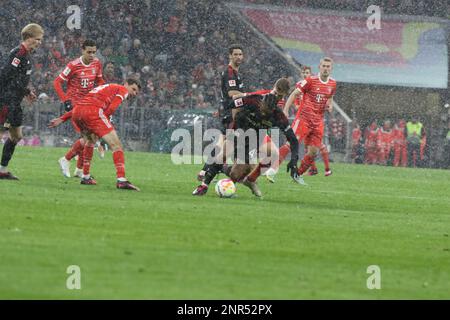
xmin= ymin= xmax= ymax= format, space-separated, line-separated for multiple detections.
xmin=215 ymin=178 xmax=236 ymax=198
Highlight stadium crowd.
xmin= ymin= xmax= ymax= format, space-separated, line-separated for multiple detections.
xmin=1 ymin=0 xmax=292 ymax=112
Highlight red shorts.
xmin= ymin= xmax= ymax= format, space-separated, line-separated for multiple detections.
xmin=291 ymin=117 xmax=324 ymax=147
xmin=71 ymin=106 xmax=114 ymax=138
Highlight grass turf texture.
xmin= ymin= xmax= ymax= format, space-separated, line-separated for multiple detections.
xmin=0 ymin=146 xmax=449 ymax=299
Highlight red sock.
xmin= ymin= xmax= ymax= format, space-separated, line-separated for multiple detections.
xmin=113 ymin=150 xmax=125 ymax=179
xmin=82 ymin=144 xmax=94 ymax=176
xmin=298 ymin=154 xmax=315 ymax=175
xmin=273 ymin=144 xmax=291 ymax=170
xmin=310 ymin=161 xmax=317 ymax=171
xmin=320 ymin=144 xmax=330 ymax=171
xmin=247 ymin=162 xmax=270 ymax=183
xmin=65 ymin=138 xmax=85 ymax=161
xmin=76 ymin=149 xmax=84 ymax=170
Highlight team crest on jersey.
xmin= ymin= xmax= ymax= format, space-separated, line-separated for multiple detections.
xmin=81 ymin=71 xmax=85 ymax=75
xmin=234 ymin=98 xmax=243 ymax=107
xmin=228 ymin=80 xmax=236 ymax=87
xmin=11 ymin=58 xmax=20 ymax=67
xmin=92 ymin=69 xmax=96 ymax=74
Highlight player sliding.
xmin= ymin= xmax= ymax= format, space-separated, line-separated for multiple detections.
xmin=279 ymin=57 xmax=337 ymax=185
xmin=54 ymin=39 xmax=105 ymax=178
xmin=48 ymin=79 xmax=141 ymax=191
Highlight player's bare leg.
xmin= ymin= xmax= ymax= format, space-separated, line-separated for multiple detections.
xmin=101 ymin=130 xmax=139 ymax=191
xmin=236 ymin=163 xmax=262 ymax=197
xmin=0 ymin=126 xmax=22 ymax=180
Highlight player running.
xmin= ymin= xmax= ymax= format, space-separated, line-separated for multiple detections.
xmin=54 ymin=39 xmax=105 ymax=178
xmin=277 ymin=58 xmax=336 ymax=184
xmin=0 ymin=23 xmax=44 ymax=180
xmin=48 ymin=79 xmax=141 ymax=191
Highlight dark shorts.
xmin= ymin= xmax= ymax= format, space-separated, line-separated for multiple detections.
xmin=0 ymin=104 xmax=23 ymax=128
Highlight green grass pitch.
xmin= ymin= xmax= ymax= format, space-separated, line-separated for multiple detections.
xmin=0 ymin=146 xmax=449 ymax=299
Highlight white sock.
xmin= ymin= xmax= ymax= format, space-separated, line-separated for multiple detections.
xmin=117 ymin=177 xmax=127 ymax=182
xmin=0 ymin=165 xmax=7 ymax=173
xmin=82 ymin=174 xmax=90 ymax=179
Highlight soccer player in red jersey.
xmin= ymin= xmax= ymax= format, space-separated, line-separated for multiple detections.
xmin=53 ymin=39 xmax=105 ymax=178
xmin=290 ymin=65 xmax=331 ymax=176
xmin=48 ymin=79 xmax=141 ymax=191
xmin=278 ymin=58 xmax=336 ymax=184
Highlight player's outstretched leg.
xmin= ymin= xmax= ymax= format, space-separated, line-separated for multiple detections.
xmin=102 ymin=130 xmax=139 ymax=191
xmin=264 ymin=143 xmax=291 ymax=183
xmin=193 ymin=163 xmax=223 ymax=196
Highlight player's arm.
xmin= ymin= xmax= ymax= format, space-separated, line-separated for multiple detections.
xmin=48 ymin=110 xmax=72 ymax=128
xmin=283 ymin=88 xmax=301 ymax=117
xmin=96 ymin=63 xmax=105 ymax=85
xmin=326 ymin=96 xmax=334 ymax=113
xmin=232 ymin=89 xmax=271 ymax=100
xmin=104 ymin=88 xmax=128 ymax=117
xmin=54 ymin=65 xmax=73 ymax=111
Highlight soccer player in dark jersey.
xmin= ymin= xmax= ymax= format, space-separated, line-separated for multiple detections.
xmin=0 ymin=23 xmax=44 ymax=180
xmin=193 ymin=78 xmax=299 ymax=197
xmin=54 ymin=39 xmax=105 ymax=178
xmin=228 ymin=78 xmax=299 ymax=197
xmin=196 ymin=44 xmax=245 ymax=181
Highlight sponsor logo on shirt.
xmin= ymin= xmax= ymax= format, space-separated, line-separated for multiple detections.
xmin=11 ymin=58 xmax=21 ymax=67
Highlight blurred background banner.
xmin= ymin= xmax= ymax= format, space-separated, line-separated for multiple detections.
xmin=235 ymin=4 xmax=448 ymax=89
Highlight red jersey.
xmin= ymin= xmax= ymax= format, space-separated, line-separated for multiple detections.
xmin=393 ymin=123 xmax=406 ymax=144
xmin=58 ymin=57 xmax=104 ymax=104
xmin=379 ymin=128 xmax=394 ymax=150
xmin=297 ymin=75 xmax=337 ymax=126
xmin=352 ymin=127 xmax=362 ymax=145
xmin=76 ymin=84 xmax=129 ymax=117
xmin=365 ymin=127 xmax=380 ymax=148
